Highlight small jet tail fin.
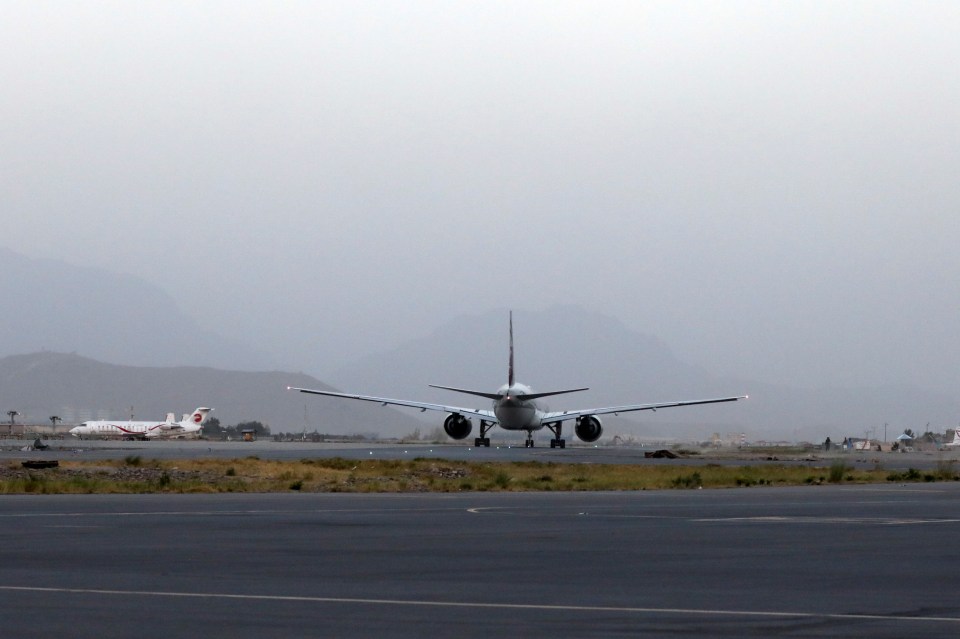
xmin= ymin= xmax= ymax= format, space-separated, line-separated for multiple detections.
xmin=184 ymin=407 xmax=212 ymax=426
xmin=165 ymin=413 xmax=176 ymax=423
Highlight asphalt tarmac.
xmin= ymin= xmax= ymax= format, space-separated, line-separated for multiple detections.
xmin=2 ymin=485 xmax=960 ymax=637
xmin=1 ymin=437 xmax=957 ymax=471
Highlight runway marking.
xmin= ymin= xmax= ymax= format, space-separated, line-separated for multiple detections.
xmin=466 ymin=507 xmax=676 ymax=519
xmin=1 ymin=585 xmax=958 ymax=625
xmin=698 ymin=516 xmax=960 ymax=525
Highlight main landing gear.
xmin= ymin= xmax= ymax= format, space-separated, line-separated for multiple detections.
xmin=547 ymin=421 xmax=565 ymax=449
xmin=474 ymin=420 xmax=492 ymax=448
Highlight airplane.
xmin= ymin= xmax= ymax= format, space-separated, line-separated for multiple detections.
xmin=69 ymin=407 xmax=213 ymax=440
xmin=289 ymin=313 xmax=746 ymax=448
xmin=944 ymin=429 xmax=960 ymax=447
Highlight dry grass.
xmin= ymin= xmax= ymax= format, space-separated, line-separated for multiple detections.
xmin=0 ymin=456 xmax=918 ymax=494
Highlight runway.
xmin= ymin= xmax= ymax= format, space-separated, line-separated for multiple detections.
xmin=2 ymin=437 xmax=956 ymax=471
xmin=3 ymin=485 xmax=960 ymax=637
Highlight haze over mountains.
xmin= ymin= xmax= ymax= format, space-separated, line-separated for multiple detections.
xmin=0 ymin=352 xmax=423 ymax=437
xmin=1 ymin=247 xmax=956 ymax=442
xmin=331 ymin=307 xmax=959 ymax=442
xmin=0 ymin=248 xmax=275 ymax=372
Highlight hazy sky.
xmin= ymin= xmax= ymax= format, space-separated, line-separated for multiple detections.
xmin=2 ymin=1 xmax=959 ymax=393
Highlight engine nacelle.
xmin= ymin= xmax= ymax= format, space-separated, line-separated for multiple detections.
xmin=575 ymin=415 xmax=603 ymax=443
xmin=443 ymin=414 xmax=472 ymax=440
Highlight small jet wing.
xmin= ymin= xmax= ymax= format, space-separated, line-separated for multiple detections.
xmin=541 ymin=395 xmax=747 ymax=424
xmin=287 ymin=387 xmax=498 ymax=422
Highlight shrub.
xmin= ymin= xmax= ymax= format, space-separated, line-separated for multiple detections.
xmin=672 ymin=472 xmax=702 ymax=488
xmin=828 ymin=461 xmax=848 ymax=483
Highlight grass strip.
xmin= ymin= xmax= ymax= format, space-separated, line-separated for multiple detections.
xmin=1 ymin=457 xmax=955 ymax=494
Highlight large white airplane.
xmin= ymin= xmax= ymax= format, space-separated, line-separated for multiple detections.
xmin=69 ymin=408 xmax=213 ymax=440
xmin=289 ymin=313 xmax=746 ymax=448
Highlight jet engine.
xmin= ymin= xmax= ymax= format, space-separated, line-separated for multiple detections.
xmin=443 ymin=414 xmax=472 ymax=440
xmin=575 ymin=415 xmax=603 ymax=443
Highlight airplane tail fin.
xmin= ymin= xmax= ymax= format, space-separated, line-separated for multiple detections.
xmin=184 ymin=407 xmax=212 ymax=426
xmin=508 ymin=310 xmax=515 ymax=387
xmin=428 ymin=311 xmax=588 ymax=401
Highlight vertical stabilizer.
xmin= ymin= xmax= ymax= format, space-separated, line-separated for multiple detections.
xmin=184 ymin=407 xmax=212 ymax=426
xmin=508 ymin=311 xmax=515 ymax=387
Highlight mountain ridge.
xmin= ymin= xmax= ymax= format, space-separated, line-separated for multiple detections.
xmin=0 ymin=247 xmax=275 ymax=371
xmin=0 ymin=351 xmax=423 ymax=436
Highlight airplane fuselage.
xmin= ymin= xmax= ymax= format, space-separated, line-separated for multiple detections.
xmin=69 ymin=408 xmax=211 ymax=439
xmin=493 ymin=383 xmax=547 ymax=431
xmin=69 ymin=421 xmax=163 ymax=439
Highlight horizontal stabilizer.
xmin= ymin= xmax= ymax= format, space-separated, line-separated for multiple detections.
xmin=519 ymin=388 xmax=589 ymax=401
xmin=428 ymin=384 xmax=588 ymax=401
xmin=428 ymin=384 xmax=502 ymax=401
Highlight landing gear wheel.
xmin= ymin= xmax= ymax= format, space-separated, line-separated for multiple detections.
xmin=474 ymin=437 xmax=491 ymax=447
xmin=545 ymin=422 xmax=565 ymax=450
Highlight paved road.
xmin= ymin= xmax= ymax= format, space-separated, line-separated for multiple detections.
xmin=2 ymin=485 xmax=960 ymax=637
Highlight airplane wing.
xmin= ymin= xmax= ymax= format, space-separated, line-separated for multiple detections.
xmin=287 ymin=387 xmax=498 ymax=422
xmin=541 ymin=395 xmax=747 ymax=424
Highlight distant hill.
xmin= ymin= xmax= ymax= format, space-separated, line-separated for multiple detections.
xmin=0 ymin=247 xmax=274 ymax=371
xmin=330 ymin=306 xmax=960 ymax=442
xmin=0 ymin=352 xmax=424 ymax=436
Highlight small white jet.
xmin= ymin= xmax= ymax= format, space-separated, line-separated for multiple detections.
xmin=289 ymin=313 xmax=746 ymax=448
xmin=69 ymin=408 xmax=213 ymax=440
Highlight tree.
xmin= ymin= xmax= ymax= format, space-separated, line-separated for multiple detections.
xmin=200 ymin=417 xmax=220 ymax=435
